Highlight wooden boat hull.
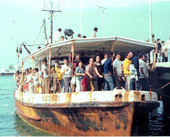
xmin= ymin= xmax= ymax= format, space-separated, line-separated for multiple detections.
xmin=15 ymin=98 xmax=159 ymax=136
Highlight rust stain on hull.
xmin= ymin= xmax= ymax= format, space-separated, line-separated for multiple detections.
xmin=15 ymin=99 xmax=135 ymax=136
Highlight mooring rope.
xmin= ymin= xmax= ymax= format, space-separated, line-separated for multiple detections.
xmin=156 ymin=82 xmax=170 ymax=93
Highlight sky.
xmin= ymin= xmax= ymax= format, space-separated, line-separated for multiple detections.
xmin=1 ymin=0 xmax=170 ymax=70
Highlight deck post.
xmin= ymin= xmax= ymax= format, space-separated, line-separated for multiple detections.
xmin=31 ymin=56 xmax=34 ymax=93
xmin=20 ymin=61 xmax=24 ymax=92
xmin=71 ymin=40 xmax=75 ymax=75
xmin=110 ymin=40 xmax=116 ymax=53
xmin=49 ymin=46 xmax=52 ymax=75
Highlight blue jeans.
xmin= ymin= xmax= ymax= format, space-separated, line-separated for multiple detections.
xmin=129 ymin=78 xmax=140 ymax=90
xmin=139 ymin=78 xmax=149 ymax=91
xmin=104 ymin=74 xmax=114 ymax=90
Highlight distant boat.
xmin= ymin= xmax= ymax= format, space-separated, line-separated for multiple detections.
xmin=14 ymin=37 xmax=160 ymax=136
xmin=0 ymin=69 xmax=15 ymax=76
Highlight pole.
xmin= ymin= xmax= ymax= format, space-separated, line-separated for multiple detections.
xmin=49 ymin=46 xmax=52 ymax=75
xmin=80 ymin=0 xmax=82 ymax=34
xmin=17 ymin=46 xmax=19 ymax=71
xmin=149 ymin=0 xmax=152 ymax=42
xmin=98 ymin=6 xmax=106 ymax=37
xmin=20 ymin=61 xmax=24 ymax=92
xmin=71 ymin=40 xmax=75 ymax=75
xmin=102 ymin=10 xmax=104 ymax=37
xmin=51 ymin=11 xmax=53 ymax=44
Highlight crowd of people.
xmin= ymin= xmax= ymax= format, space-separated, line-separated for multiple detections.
xmin=53 ymin=27 xmax=98 ymax=42
xmin=14 ymin=50 xmax=154 ymax=93
xmin=146 ymin=34 xmax=170 ymax=62
xmin=53 ymin=28 xmax=170 ymax=63
xmin=14 ymin=30 xmax=170 ymax=94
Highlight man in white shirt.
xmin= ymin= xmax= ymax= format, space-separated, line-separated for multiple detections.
xmin=41 ymin=59 xmax=50 ymax=93
xmin=139 ymin=54 xmax=149 ymax=91
xmin=165 ymin=37 xmax=170 ymax=62
xmin=53 ymin=28 xmax=62 ymax=43
xmin=33 ymin=68 xmax=39 ymax=93
xmin=61 ymin=58 xmax=72 ymax=93
xmin=113 ymin=52 xmax=122 ymax=89
xmin=91 ymin=27 xmax=98 ymax=38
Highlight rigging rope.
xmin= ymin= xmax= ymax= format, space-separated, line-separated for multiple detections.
xmin=30 ymin=23 xmax=44 ymax=52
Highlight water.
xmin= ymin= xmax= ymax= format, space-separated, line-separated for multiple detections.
xmin=0 ymin=76 xmax=169 ymax=136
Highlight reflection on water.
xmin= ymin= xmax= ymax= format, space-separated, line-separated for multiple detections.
xmin=13 ymin=113 xmax=52 ymax=136
xmin=132 ymin=101 xmax=170 ymax=136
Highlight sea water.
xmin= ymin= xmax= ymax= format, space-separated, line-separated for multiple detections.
xmin=0 ymin=76 xmax=169 ymax=136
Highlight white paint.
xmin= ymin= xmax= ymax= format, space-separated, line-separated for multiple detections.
xmin=15 ymin=89 xmax=158 ymax=105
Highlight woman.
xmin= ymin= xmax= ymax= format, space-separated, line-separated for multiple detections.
xmin=75 ymin=61 xmax=85 ymax=92
xmin=94 ymin=56 xmax=103 ymax=90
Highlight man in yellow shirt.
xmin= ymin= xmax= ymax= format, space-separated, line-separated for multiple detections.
xmin=52 ymin=61 xmax=62 ymax=92
xmin=123 ymin=51 xmax=133 ymax=90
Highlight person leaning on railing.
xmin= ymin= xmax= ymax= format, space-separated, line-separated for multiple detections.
xmin=61 ymin=58 xmax=72 ymax=93
xmin=41 ymin=59 xmax=50 ymax=93
xmin=75 ymin=61 xmax=85 ymax=92
xmin=51 ymin=61 xmax=62 ymax=93
xmin=103 ymin=52 xmax=114 ymax=91
xmin=139 ymin=53 xmax=150 ymax=91
xmin=123 ymin=51 xmax=133 ymax=90
xmin=86 ymin=58 xmax=103 ymax=91
xmin=32 ymin=68 xmax=39 ymax=93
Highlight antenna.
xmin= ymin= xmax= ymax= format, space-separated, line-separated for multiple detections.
xmin=42 ymin=0 xmax=62 ymax=44
xmin=148 ymin=0 xmax=152 ymax=42
xmin=98 ymin=6 xmax=106 ymax=37
xmin=79 ymin=0 xmax=82 ymax=34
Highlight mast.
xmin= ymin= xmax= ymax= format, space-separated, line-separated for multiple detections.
xmin=79 ymin=0 xmax=82 ymax=34
xmin=149 ymin=0 xmax=152 ymax=42
xmin=42 ymin=0 xmax=62 ymax=44
xmin=43 ymin=19 xmax=48 ymax=41
xmin=98 ymin=5 xmax=106 ymax=37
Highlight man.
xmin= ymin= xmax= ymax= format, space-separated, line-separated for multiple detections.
xmin=161 ymin=41 xmax=168 ymax=62
xmin=139 ymin=53 xmax=149 ymax=91
xmin=123 ymin=51 xmax=133 ymax=90
xmin=41 ymin=59 xmax=50 ymax=93
xmin=132 ymin=50 xmax=140 ymax=90
xmin=61 ymin=58 xmax=72 ymax=93
xmin=113 ymin=52 xmax=122 ymax=89
xmin=146 ymin=34 xmax=157 ymax=43
xmin=73 ymin=54 xmax=81 ymax=73
xmin=91 ymin=27 xmax=98 ymax=38
xmin=101 ymin=53 xmax=108 ymax=65
xmin=52 ymin=61 xmax=62 ymax=93
xmin=165 ymin=37 xmax=170 ymax=62
xmin=53 ymin=28 xmax=62 ymax=43
xmin=14 ymin=71 xmax=20 ymax=87
xmin=78 ymin=34 xmax=82 ymax=38
xmin=86 ymin=58 xmax=103 ymax=91
xmin=156 ymin=39 xmax=162 ymax=62
xmin=33 ymin=68 xmax=39 ymax=93
xmin=103 ymin=52 xmax=114 ymax=90
xmin=60 ymin=36 xmax=65 ymax=41
xmin=129 ymin=63 xmax=138 ymax=90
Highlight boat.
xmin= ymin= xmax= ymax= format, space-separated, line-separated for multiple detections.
xmin=0 ymin=69 xmax=15 ymax=76
xmin=14 ymin=37 xmax=160 ymax=136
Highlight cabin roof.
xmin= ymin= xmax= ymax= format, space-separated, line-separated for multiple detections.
xmin=22 ymin=36 xmax=155 ymax=61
